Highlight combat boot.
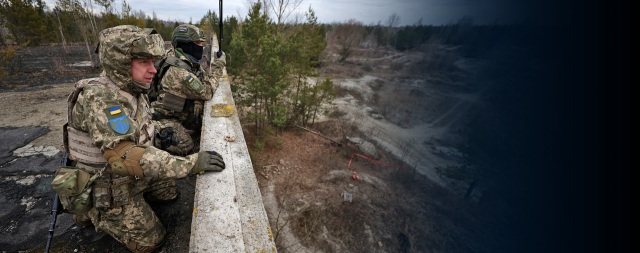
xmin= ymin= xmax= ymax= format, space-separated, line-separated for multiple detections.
xmin=127 ymin=239 xmax=164 ymax=253
xmin=72 ymin=214 xmax=92 ymax=227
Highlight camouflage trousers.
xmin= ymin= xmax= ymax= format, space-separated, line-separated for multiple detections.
xmin=86 ymin=177 xmax=178 ymax=250
xmin=154 ymin=119 xmax=196 ymax=155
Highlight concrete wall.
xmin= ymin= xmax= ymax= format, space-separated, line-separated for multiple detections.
xmin=189 ymin=35 xmax=276 ymax=253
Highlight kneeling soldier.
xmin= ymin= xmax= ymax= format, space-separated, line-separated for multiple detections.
xmin=62 ymin=25 xmax=224 ymax=253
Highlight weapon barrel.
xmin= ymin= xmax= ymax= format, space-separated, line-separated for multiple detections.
xmin=45 ymin=193 xmax=60 ymax=252
xmin=46 ymin=152 xmax=67 ymax=252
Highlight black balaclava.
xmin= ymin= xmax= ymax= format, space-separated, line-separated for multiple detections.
xmin=177 ymin=42 xmax=204 ymax=61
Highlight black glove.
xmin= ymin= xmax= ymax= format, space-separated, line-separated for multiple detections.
xmin=216 ymin=50 xmax=223 ymax=58
xmin=192 ymin=151 xmax=225 ymax=174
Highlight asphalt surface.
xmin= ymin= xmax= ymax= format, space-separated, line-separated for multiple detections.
xmin=0 ymin=126 xmax=195 ymax=253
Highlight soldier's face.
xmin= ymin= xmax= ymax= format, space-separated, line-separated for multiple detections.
xmin=194 ymin=41 xmax=203 ymax=46
xmin=131 ymin=58 xmax=157 ymax=83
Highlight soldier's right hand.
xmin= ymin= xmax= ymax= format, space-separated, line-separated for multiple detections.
xmin=191 ymin=150 xmax=225 ymax=174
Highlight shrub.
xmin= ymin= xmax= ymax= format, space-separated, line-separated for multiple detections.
xmin=0 ymin=45 xmax=17 ymax=83
xmin=253 ymin=139 xmax=265 ymax=153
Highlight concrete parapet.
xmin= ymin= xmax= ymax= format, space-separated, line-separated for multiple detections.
xmin=189 ymin=35 xmax=276 ymax=253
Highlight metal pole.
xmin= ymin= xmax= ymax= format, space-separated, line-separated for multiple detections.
xmin=217 ymin=0 xmax=223 ymax=58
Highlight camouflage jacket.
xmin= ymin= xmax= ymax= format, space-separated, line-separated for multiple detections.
xmin=70 ymin=76 xmax=198 ymax=196
xmin=150 ymin=48 xmax=219 ymax=121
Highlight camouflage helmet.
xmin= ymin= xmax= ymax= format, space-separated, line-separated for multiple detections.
xmin=98 ymin=25 xmax=165 ymax=93
xmin=171 ymin=24 xmax=206 ymax=47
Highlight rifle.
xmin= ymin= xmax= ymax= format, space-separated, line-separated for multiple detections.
xmin=216 ymin=0 xmax=223 ymax=58
xmin=45 ymin=151 xmax=68 ymax=253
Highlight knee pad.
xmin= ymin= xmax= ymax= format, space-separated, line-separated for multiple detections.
xmin=126 ymin=238 xmax=164 ymax=253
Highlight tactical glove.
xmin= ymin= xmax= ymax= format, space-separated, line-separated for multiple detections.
xmin=191 ymin=150 xmax=225 ymax=174
xmin=214 ymin=51 xmax=226 ymax=67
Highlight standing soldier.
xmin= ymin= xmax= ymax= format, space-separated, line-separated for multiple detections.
xmin=63 ymin=25 xmax=225 ymax=253
xmin=149 ymin=24 xmax=226 ymax=155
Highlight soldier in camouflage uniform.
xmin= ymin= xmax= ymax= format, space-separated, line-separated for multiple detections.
xmin=149 ymin=24 xmax=226 ymax=155
xmin=65 ymin=25 xmax=225 ymax=253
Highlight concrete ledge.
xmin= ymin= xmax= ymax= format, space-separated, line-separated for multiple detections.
xmin=189 ymin=36 xmax=276 ymax=252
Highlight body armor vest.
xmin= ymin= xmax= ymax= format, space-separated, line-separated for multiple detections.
xmin=148 ymin=56 xmax=203 ymax=117
xmin=64 ymin=77 xmax=155 ymax=164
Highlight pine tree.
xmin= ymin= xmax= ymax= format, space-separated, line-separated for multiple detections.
xmin=118 ymin=0 xmax=144 ymax=27
xmin=198 ymin=10 xmax=220 ymax=37
xmin=229 ymin=2 xmax=331 ymax=135
xmin=287 ymin=8 xmax=329 ymax=127
xmin=230 ymin=2 xmax=274 ymax=134
xmin=0 ymin=0 xmax=54 ymax=45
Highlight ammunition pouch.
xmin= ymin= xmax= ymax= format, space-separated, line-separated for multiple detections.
xmin=160 ymin=92 xmax=186 ymax=113
xmin=93 ymin=172 xmax=133 ymax=209
xmin=51 ymin=166 xmax=104 ymax=215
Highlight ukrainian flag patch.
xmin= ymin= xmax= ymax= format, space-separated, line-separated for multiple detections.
xmin=109 ymin=106 xmax=122 ymax=115
xmin=186 ymin=75 xmax=203 ymax=92
xmin=104 ymin=106 xmax=130 ymax=135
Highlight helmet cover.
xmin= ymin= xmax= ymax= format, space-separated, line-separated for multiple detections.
xmin=171 ymin=24 xmax=206 ymax=48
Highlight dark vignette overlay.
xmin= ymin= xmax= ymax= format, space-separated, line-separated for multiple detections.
xmin=464 ymin=1 xmax=632 ymax=252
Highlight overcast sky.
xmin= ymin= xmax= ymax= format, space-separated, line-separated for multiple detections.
xmin=43 ymin=0 xmax=532 ymax=26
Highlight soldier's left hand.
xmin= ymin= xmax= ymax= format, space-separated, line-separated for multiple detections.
xmin=191 ymin=150 xmax=225 ymax=174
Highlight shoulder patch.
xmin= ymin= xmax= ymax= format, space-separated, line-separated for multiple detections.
xmin=104 ymin=106 xmax=130 ymax=135
xmin=186 ymin=75 xmax=203 ymax=92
